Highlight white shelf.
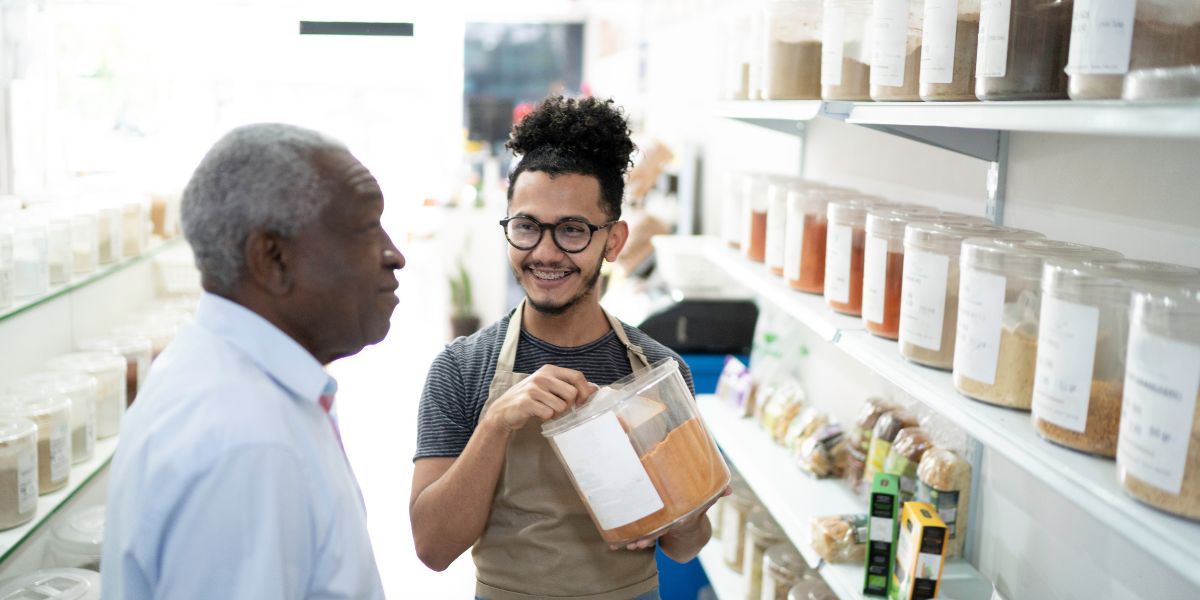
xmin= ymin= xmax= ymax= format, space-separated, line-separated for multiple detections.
xmin=698 ymin=395 xmax=993 ymax=600
xmin=697 ymin=540 xmax=744 ymax=600
xmin=0 ymin=436 xmax=118 ymax=564
xmin=699 ymin=236 xmax=1200 ymax=591
xmin=714 ymin=100 xmax=826 ymax=122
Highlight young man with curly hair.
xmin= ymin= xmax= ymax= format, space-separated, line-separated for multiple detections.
xmin=410 ymin=97 xmax=722 ymax=600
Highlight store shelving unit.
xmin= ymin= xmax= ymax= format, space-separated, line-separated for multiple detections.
xmin=696 ymin=541 xmax=743 ymax=600
xmin=692 ymin=236 xmax=1200 ymax=592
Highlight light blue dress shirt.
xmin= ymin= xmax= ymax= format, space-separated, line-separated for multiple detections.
xmin=101 ymin=293 xmax=385 ymax=599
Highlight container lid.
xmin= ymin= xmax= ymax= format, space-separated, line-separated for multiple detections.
xmin=826 ymin=197 xmax=880 ymax=224
xmin=905 ymin=221 xmax=1043 ymax=250
xmin=51 ymin=505 xmax=106 ymax=556
xmin=765 ymin=542 xmax=807 ymax=576
xmin=937 ymin=212 xmax=993 ymax=225
xmin=1043 ymin=258 xmax=1200 ymax=294
xmin=747 ymin=507 xmax=786 ymax=542
xmin=1123 ymin=65 xmax=1200 ymax=101
xmin=0 ymin=568 xmax=101 ymax=600
xmin=78 ymin=335 xmax=152 ymax=357
xmin=786 ymin=187 xmax=832 ymax=214
xmin=46 ymin=352 xmax=127 ymax=375
xmin=0 ymin=391 xmax=72 ymax=419
xmin=0 ymin=418 xmax=38 ymax=445
xmin=10 ymin=372 xmax=98 ymax=400
xmin=865 ymin=205 xmax=939 ymax=238
xmin=541 ymin=358 xmax=680 ymax=438
xmin=961 ymin=238 xmax=1123 ymax=276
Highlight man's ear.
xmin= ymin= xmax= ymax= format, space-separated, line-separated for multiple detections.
xmin=604 ymin=220 xmax=629 ymax=262
xmin=243 ymin=230 xmax=293 ymax=295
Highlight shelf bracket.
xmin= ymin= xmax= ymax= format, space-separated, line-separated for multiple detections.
xmin=986 ymin=131 xmax=1010 ymax=224
xmin=728 ymin=117 xmax=806 ymax=136
xmin=855 ymin=124 xmax=1003 ymax=162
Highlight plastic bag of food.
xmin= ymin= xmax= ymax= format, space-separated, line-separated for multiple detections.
xmin=796 ymin=423 xmax=848 ymax=478
xmin=865 ymin=409 xmax=917 ymax=484
xmin=715 ymin=355 xmax=753 ymax=415
xmin=850 ymin=397 xmax=897 ymax=454
xmin=845 ymin=445 xmax=868 ymax=494
xmin=782 ymin=407 xmax=828 ymax=450
xmin=763 ymin=384 xmax=805 ymax=442
xmin=916 ymin=447 xmax=972 ymax=559
xmin=810 ymin=514 xmax=867 ymax=563
xmin=882 ymin=427 xmax=932 ymax=501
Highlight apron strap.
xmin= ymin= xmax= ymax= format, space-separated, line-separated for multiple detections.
xmin=497 ymin=298 xmax=651 ymax=374
xmin=603 ymin=308 xmax=652 ymax=371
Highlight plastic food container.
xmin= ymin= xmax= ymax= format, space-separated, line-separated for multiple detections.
xmin=1032 ymin=259 xmax=1200 ymax=457
xmin=825 ymin=198 xmax=879 ymax=316
xmin=723 ymin=173 xmax=748 ymax=250
xmin=0 ymin=418 xmax=39 ymax=530
xmin=725 ymin=14 xmax=756 ymax=100
xmin=953 ymin=239 xmax=1122 ymax=410
xmin=0 ymin=568 xmax=101 ymax=599
xmin=1118 ymin=284 xmax=1200 ymax=520
xmin=869 ymin=0 xmax=925 ymax=100
xmin=121 ymin=198 xmax=148 ymax=258
xmin=821 ymin=0 xmax=874 ymax=99
xmin=0 ymin=221 xmax=13 ymax=309
xmin=542 ymin=358 xmax=730 ymax=545
xmin=899 ymin=221 xmax=1043 ymax=370
xmin=11 ymin=214 xmax=50 ymax=299
xmin=26 ymin=206 xmax=75 ymax=285
xmin=1124 ymin=65 xmax=1200 ymax=100
xmin=46 ymin=352 xmax=127 ymax=439
xmin=1068 ymin=0 xmax=1200 ymax=100
xmin=762 ymin=542 xmax=809 ymax=600
xmin=46 ymin=505 xmax=105 ymax=570
xmin=862 ymin=205 xmax=937 ymax=338
xmin=79 ymin=335 xmax=153 ymax=406
xmin=784 ymin=189 xmax=831 ymax=294
xmin=10 ymin=372 xmax=97 ymax=464
xmin=743 ymin=176 xmax=771 ymax=263
xmin=116 ymin=318 xmax=180 ymax=360
xmin=920 ymin=0 xmax=981 ymax=100
xmin=766 ymin=179 xmax=799 ymax=276
xmin=744 ymin=509 xmax=787 ymax=600
xmin=96 ymin=203 xmax=122 ymax=265
xmin=723 ymin=480 xmax=760 ymax=572
xmin=68 ymin=204 xmax=100 ymax=276
xmin=975 ymin=0 xmax=1074 ymax=100
xmin=0 ymin=392 xmax=71 ymax=495
xmin=763 ymin=0 xmax=824 ymax=100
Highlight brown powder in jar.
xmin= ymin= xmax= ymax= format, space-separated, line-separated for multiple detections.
xmin=921 ymin=17 xmax=980 ymax=100
xmin=872 ymin=45 xmax=923 ymax=101
xmin=828 ymin=226 xmax=866 ymax=316
xmin=765 ymin=41 xmax=823 ymax=99
xmin=125 ymin=358 xmax=138 ymax=405
xmin=977 ymin=0 xmax=1073 ymax=100
xmin=38 ymin=437 xmax=67 ymax=494
xmin=748 ymin=211 xmax=768 ymax=263
xmin=0 ymin=468 xmax=33 ymax=530
xmin=1122 ymin=392 xmax=1200 ymax=520
xmin=823 ymin=58 xmax=872 ymax=100
xmin=956 ymin=326 xmax=1038 ymax=410
xmin=1034 ymin=379 xmax=1123 ymax=457
xmin=600 ymin=418 xmax=729 ymax=543
xmin=789 ymin=215 xmax=827 ymax=294
xmin=865 ymin=250 xmax=905 ymax=339
xmin=1071 ymin=19 xmax=1200 ymax=99
xmin=901 ymin=268 xmax=960 ymax=371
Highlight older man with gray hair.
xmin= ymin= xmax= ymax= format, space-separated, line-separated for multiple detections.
xmin=102 ymin=123 xmax=404 ymax=600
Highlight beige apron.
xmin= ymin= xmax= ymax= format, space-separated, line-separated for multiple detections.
xmin=474 ymin=299 xmax=659 ymax=600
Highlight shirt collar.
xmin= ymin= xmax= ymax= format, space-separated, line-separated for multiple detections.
xmin=194 ymin=293 xmax=335 ymax=406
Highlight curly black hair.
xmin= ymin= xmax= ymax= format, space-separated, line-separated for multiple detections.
xmin=506 ymin=96 xmax=635 ymax=220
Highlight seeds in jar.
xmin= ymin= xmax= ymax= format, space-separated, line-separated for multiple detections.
xmin=1120 ymin=392 xmax=1200 ymax=521
xmin=956 ymin=324 xmax=1039 ymax=409
xmin=1034 ymin=379 xmax=1123 ymax=457
xmin=921 ymin=16 xmax=980 ymax=100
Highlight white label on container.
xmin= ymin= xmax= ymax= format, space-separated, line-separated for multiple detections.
xmin=1117 ymin=330 xmax=1200 ymax=495
xmin=871 ymin=0 xmax=911 ymax=87
xmin=761 ymin=572 xmax=778 ymax=600
xmin=953 ymin=269 xmax=1008 ymax=385
xmin=50 ymin=421 xmax=69 ymax=483
xmin=1066 ymin=0 xmax=1136 ymax=75
xmin=977 ymin=0 xmax=1012 ymax=78
xmin=722 ymin=503 xmax=743 ymax=564
xmin=920 ymin=0 xmax=960 ymax=84
xmin=863 ymin=234 xmax=889 ymax=324
xmin=826 ymin=224 xmax=853 ymax=303
xmin=822 ymin=1 xmax=848 ymax=85
xmin=767 ymin=199 xmax=787 ymax=270
xmin=899 ymin=249 xmax=950 ymax=351
xmin=17 ymin=446 xmax=36 ymax=514
xmin=869 ymin=516 xmax=895 ymax=542
xmin=1031 ymin=296 xmax=1100 ymax=433
xmin=784 ymin=204 xmax=805 ymax=282
xmin=550 ymin=412 xmax=663 ymax=531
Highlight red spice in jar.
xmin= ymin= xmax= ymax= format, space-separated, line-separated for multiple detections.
xmin=865 ymin=250 xmax=905 ymax=339
xmin=788 ymin=215 xmax=826 ymax=294
xmin=747 ymin=211 xmax=768 ymax=263
xmin=828 ymin=227 xmax=867 ymax=316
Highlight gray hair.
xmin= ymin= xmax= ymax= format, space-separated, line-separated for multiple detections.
xmin=181 ymin=123 xmax=349 ymax=294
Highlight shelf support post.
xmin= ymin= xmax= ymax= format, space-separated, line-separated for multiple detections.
xmin=986 ymin=131 xmax=1010 ymax=224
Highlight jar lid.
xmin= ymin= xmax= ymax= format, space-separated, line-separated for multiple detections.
xmin=866 ymin=205 xmax=939 ymax=238
xmin=0 ymin=391 xmax=72 ymax=419
xmin=747 ymin=508 xmax=786 ymax=542
xmin=10 ymin=371 xmax=99 ymax=399
xmin=827 ymin=197 xmax=882 ymax=224
xmin=541 ymin=358 xmax=680 ymax=438
xmin=0 ymin=418 xmax=38 ymax=445
xmin=1043 ymin=258 xmax=1200 ymax=293
xmin=905 ymin=221 xmax=1043 ymax=249
xmin=0 ymin=568 xmax=101 ymax=600
xmin=78 ymin=335 xmax=153 ymax=357
xmin=1130 ymin=283 xmax=1200 ymax=324
xmin=1123 ymin=65 xmax=1200 ymax=101
xmin=961 ymin=238 xmax=1123 ymax=276
xmin=46 ymin=351 xmax=127 ymax=375
xmin=51 ymin=505 xmax=106 ymax=556
xmin=937 ymin=212 xmax=993 ymax=225
xmin=765 ymin=542 xmax=807 ymax=576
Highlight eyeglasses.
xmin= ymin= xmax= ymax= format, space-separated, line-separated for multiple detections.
xmin=499 ymin=215 xmax=618 ymax=253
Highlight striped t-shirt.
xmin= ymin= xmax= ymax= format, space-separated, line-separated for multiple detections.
xmin=415 ymin=311 xmax=694 ymax=460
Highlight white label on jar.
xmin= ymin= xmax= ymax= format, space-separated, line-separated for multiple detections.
xmin=1032 ymin=296 xmax=1100 ymax=433
xmin=977 ymin=0 xmax=1012 ymax=78
xmin=953 ymin=269 xmax=1008 ymax=385
xmin=550 ymin=411 xmax=663 ymax=530
xmin=761 ymin=571 xmax=778 ymax=600
xmin=1117 ymin=329 xmax=1200 ymax=495
xmin=722 ymin=503 xmax=744 ymax=564
xmin=823 ymin=1 xmax=848 ymax=85
xmin=51 ymin=421 xmax=69 ymax=483
xmin=767 ymin=200 xmax=787 ymax=271
xmin=920 ymin=0 xmax=960 ymax=84
xmin=784 ymin=205 xmax=806 ymax=282
xmin=899 ymin=249 xmax=950 ymax=351
xmin=1066 ymin=0 xmax=1136 ymax=75
xmin=871 ymin=0 xmax=911 ymax=87
xmin=863 ymin=234 xmax=889 ymax=324
xmin=826 ymin=224 xmax=853 ymax=303
xmin=869 ymin=515 xmax=895 ymax=542
xmin=17 ymin=445 xmax=36 ymax=514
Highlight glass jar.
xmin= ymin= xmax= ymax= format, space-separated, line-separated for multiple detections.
xmin=862 ymin=205 xmax=937 ymax=338
xmin=27 ymin=205 xmax=75 ymax=286
xmin=46 ymin=352 xmax=127 ymax=440
xmin=1124 ymin=65 xmax=1200 ymax=100
xmin=727 ymin=13 xmax=756 ymax=100
xmin=1068 ymin=0 xmax=1200 ymax=100
xmin=1118 ymin=284 xmax=1200 ymax=520
xmin=920 ymin=0 xmax=982 ymax=100
xmin=723 ymin=172 xmax=748 ymax=250
xmin=954 ymin=239 xmax=1122 ymax=410
xmin=0 ymin=392 xmax=71 ymax=495
xmin=79 ymin=335 xmax=153 ymax=407
xmin=899 ymin=222 xmax=1044 ymax=370
xmin=723 ymin=480 xmax=760 ymax=572
xmin=116 ymin=319 xmax=180 ymax=360
xmin=825 ymin=198 xmax=880 ymax=316
xmin=46 ymin=505 xmax=104 ymax=570
xmin=744 ymin=176 xmax=772 ymax=263
xmin=744 ymin=508 xmax=787 ymax=600
xmin=784 ymin=189 xmax=831 ymax=294
xmin=762 ymin=542 xmax=809 ymax=600
xmin=121 ymin=198 xmax=148 ymax=258
xmin=787 ymin=578 xmax=838 ymax=600
xmin=822 ymin=0 xmax=875 ymax=99
xmin=713 ymin=471 xmax=747 ymax=539
xmin=0 ymin=221 xmax=13 ymax=309
xmin=764 ymin=0 xmax=824 ymax=99
xmin=542 ymin=359 xmax=730 ymax=545
xmin=0 ymin=568 xmax=101 ymax=599
xmin=68 ymin=204 xmax=99 ymax=276
xmin=10 ymin=372 xmax=97 ymax=465
xmin=1033 ymin=259 xmax=1200 ymax=457
xmin=870 ymin=0 xmax=926 ymax=100
xmin=0 ymin=418 xmax=38 ymax=530
xmin=767 ymin=178 xmax=801 ymax=276
xmin=97 ymin=202 xmax=123 ymax=265
xmin=750 ymin=6 xmax=769 ymax=100
xmin=976 ymin=0 xmax=1074 ymax=100
xmin=12 ymin=214 xmax=50 ymax=299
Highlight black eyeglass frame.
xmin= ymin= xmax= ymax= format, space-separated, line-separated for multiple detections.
xmin=498 ymin=215 xmax=619 ymax=254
